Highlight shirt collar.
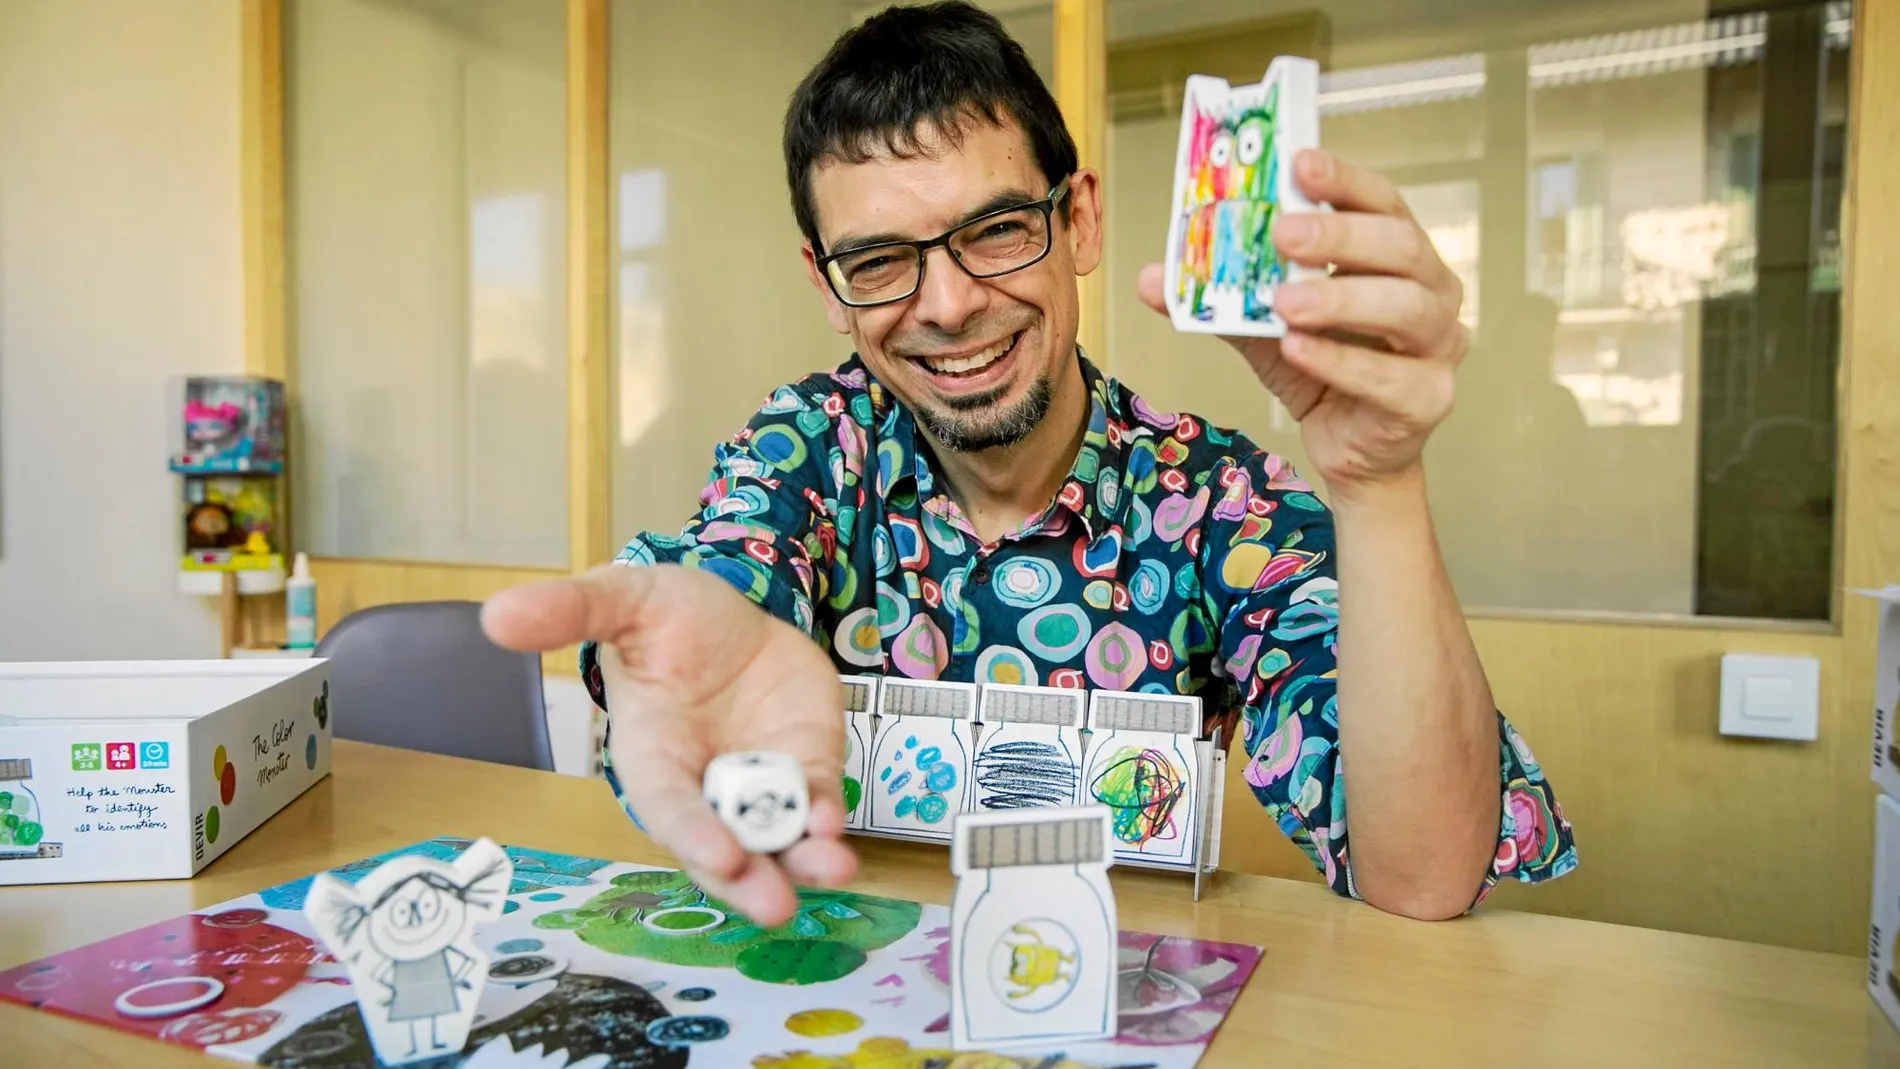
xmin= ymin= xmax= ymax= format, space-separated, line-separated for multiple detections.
xmin=870 ymin=349 xmax=1131 ymax=542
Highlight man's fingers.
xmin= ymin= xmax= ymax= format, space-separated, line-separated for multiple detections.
xmin=1292 ymin=148 xmax=1413 ymax=220
xmin=780 ymin=835 xmax=858 ymax=889
xmin=1136 ymin=262 xmax=1167 ymax=314
xmin=1273 ymin=211 xmax=1457 ymax=295
xmin=604 ymin=691 xmax=748 ymax=882
xmin=1279 ymin=330 xmax=1454 ymax=429
xmin=480 ymin=565 xmax=655 ymax=653
xmin=1274 ymin=276 xmax=1463 ymax=360
xmin=693 ymin=853 xmax=800 ymax=928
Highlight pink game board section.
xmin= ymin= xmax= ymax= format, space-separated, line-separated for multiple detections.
xmin=0 ymin=908 xmax=326 ymax=1051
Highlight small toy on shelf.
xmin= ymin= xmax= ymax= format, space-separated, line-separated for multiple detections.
xmin=179 ymin=475 xmax=283 ymax=579
xmin=168 ymin=374 xmax=293 ymax=655
xmin=169 ymin=376 xmax=286 ymax=475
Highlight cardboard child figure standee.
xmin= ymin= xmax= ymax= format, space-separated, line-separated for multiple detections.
xmin=304 ymin=837 xmax=513 ymax=1065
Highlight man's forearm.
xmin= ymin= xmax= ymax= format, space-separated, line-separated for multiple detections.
xmin=1330 ymin=463 xmax=1499 ymax=919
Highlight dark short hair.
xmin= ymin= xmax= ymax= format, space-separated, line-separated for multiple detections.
xmin=782 ymin=1 xmax=1078 ymax=252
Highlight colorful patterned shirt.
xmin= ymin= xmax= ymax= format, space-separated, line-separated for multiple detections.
xmin=582 ymin=354 xmax=1578 ymax=904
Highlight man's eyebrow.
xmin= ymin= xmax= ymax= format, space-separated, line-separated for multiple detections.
xmin=826 ymin=186 xmax=1041 ymax=255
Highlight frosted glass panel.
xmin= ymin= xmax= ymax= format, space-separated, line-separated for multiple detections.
xmin=288 ymin=0 xmax=568 ymax=567
xmin=609 ymin=1 xmax=1055 ymax=544
xmin=1105 ymin=0 xmax=1848 ymax=620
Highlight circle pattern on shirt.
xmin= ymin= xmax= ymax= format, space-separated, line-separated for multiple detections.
xmin=751 ymin=425 xmax=807 ymax=471
xmin=890 ymin=517 xmax=929 ymax=569
xmin=1086 ymin=621 xmax=1147 ymax=690
xmin=876 ymin=580 xmax=910 ymax=638
xmin=1125 ymin=439 xmax=1160 ymax=493
xmin=712 ymin=485 xmax=771 ymax=518
xmin=892 ymin=615 xmax=949 ymax=678
xmin=873 ymin=525 xmax=895 ymax=577
xmin=1096 ymin=467 xmax=1122 ymax=516
xmin=1126 ymin=496 xmax=1154 ymax=548
xmin=993 ymin=557 xmax=1061 ymax=609
xmin=1018 ymin=604 xmax=1091 ymax=661
xmin=1152 ymin=491 xmax=1204 ymax=544
xmin=922 ymin=510 xmax=967 ymax=554
xmin=699 ymin=556 xmax=769 ymax=601
xmin=1129 ymin=559 xmax=1170 ymax=614
xmin=876 ymin=437 xmax=905 ymax=489
xmin=975 ymin=645 xmax=1039 ymax=686
xmin=833 ymin=606 xmax=883 ymax=667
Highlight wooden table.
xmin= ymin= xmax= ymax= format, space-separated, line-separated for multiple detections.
xmin=2 ymin=741 xmax=1896 ymax=1067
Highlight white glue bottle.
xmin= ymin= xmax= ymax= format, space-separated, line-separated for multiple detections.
xmin=286 ymin=551 xmax=317 ymax=649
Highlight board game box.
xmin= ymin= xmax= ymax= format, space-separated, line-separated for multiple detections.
xmin=0 ymin=837 xmax=1261 ymax=1068
xmin=0 ymin=659 xmax=332 ymax=885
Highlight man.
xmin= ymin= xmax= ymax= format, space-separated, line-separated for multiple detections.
xmin=483 ymin=1 xmax=1576 ymax=927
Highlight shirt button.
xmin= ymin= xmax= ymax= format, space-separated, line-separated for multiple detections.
xmin=970 ymin=562 xmax=991 ymax=586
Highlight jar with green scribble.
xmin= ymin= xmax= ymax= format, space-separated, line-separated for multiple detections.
xmin=0 ymin=758 xmax=46 ymax=855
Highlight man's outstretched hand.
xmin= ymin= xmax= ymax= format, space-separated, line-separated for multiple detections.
xmin=481 ymin=564 xmax=856 ymax=927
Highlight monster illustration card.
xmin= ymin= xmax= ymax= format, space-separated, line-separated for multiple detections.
xmin=1163 ymin=56 xmax=1324 ymax=338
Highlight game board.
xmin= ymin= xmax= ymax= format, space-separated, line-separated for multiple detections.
xmin=0 ymin=837 xmax=1261 ymax=1068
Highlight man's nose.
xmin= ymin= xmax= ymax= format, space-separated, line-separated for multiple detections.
xmin=909 ymin=246 xmax=987 ymax=334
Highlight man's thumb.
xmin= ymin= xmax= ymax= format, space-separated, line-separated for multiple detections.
xmin=481 ymin=565 xmax=657 ymax=652
xmin=1136 ymin=262 xmax=1167 ymax=314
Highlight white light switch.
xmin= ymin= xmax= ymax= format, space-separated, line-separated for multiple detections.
xmin=1719 ymin=653 xmax=1819 ymax=741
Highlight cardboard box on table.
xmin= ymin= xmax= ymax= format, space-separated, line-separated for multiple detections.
xmin=1869 ymin=794 xmax=1900 ymax=1031
xmin=0 ymin=659 xmax=331 ymax=885
xmin=1862 ymin=587 xmax=1900 ymax=1029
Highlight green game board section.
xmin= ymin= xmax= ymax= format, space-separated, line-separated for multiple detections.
xmin=535 ymin=868 xmax=918 ymax=984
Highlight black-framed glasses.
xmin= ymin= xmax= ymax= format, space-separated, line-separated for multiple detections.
xmin=816 ymin=181 xmax=1071 ymax=308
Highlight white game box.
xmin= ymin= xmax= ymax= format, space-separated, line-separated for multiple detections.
xmin=1869 ymin=792 xmax=1900 ymax=1031
xmin=1863 ymin=588 xmax=1900 ymax=799
xmin=0 ymin=659 xmax=332 ymax=885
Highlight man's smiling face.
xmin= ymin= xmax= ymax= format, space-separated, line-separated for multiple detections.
xmin=802 ymin=115 xmax=1099 ymax=454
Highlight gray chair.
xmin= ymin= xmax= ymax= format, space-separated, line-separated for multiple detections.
xmin=313 ymin=600 xmax=554 ymax=771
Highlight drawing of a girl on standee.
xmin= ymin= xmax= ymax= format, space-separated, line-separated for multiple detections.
xmin=305 ymin=838 xmax=513 ymax=1065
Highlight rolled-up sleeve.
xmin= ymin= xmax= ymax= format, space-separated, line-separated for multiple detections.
xmin=1198 ymin=452 xmax=1577 ymax=906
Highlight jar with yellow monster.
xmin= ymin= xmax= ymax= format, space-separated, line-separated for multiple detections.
xmin=949 ymin=807 xmax=1119 ymax=1050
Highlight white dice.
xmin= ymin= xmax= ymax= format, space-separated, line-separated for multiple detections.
xmin=702 ymin=750 xmax=809 ymax=854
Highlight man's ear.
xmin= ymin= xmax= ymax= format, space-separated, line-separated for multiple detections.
xmin=1064 ymin=168 xmax=1105 ymax=278
xmin=802 ymin=243 xmax=853 ymax=334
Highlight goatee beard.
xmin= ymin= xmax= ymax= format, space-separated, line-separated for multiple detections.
xmin=917 ymin=375 xmax=1054 ymax=453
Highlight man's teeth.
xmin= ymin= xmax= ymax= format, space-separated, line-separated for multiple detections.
xmin=922 ymin=335 xmax=1013 ymax=375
